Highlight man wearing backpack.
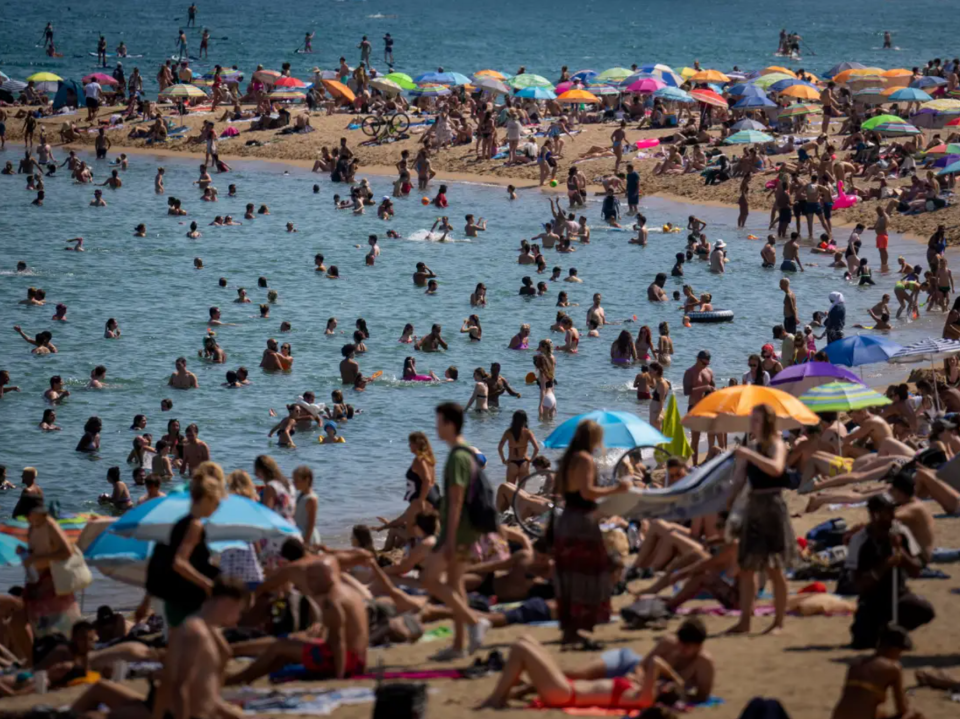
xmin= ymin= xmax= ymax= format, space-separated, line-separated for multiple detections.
xmin=418 ymin=402 xmax=492 ymax=660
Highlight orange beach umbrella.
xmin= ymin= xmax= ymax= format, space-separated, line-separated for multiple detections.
xmin=321 ymin=79 xmax=356 ymax=103
xmin=682 ymin=385 xmax=820 ymax=433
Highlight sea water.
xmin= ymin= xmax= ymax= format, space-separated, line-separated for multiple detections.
xmin=1 ymin=0 xmax=956 ymax=93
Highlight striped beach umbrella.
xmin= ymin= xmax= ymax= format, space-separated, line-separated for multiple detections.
xmin=410 ymin=83 xmax=451 ymax=97
xmin=752 ymin=73 xmax=795 ymax=90
xmin=922 ymin=98 xmax=960 ymax=111
xmin=731 ymin=118 xmax=768 ymax=131
xmin=724 ymin=130 xmax=774 ymax=144
xmin=799 ymin=382 xmax=891 ymax=412
xmin=160 ymin=83 xmax=208 ymax=98
xmin=570 ymin=69 xmax=598 ymax=82
xmin=253 ymin=69 xmax=281 ymax=83
xmin=888 ymin=338 xmax=960 ymax=364
xmin=269 ymin=90 xmax=305 ymax=101
xmin=779 ymin=103 xmax=820 ymax=117
xmin=861 ymin=114 xmax=905 ymax=130
xmin=637 ymin=64 xmax=683 ymax=87
xmin=874 ymin=122 xmax=920 ymax=136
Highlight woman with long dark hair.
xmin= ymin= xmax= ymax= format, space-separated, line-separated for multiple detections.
xmin=497 ymin=410 xmax=540 ymax=485
xmin=741 ymin=354 xmax=770 ymax=386
xmin=610 ymin=330 xmax=638 ymax=365
xmin=725 ymin=404 xmax=795 ymax=635
xmin=553 ymin=420 xmax=631 ymax=648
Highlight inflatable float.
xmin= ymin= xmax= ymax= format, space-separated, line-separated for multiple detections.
xmin=687 ymin=309 xmax=735 ymax=323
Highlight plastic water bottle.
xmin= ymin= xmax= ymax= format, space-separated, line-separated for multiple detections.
xmin=34 ymin=670 xmax=48 ymax=695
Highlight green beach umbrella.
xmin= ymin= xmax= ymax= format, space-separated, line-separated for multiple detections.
xmin=595 ymin=67 xmax=632 ymax=83
xmin=779 ymin=103 xmax=820 ymax=117
xmin=509 ymin=73 xmax=554 ymax=90
xmin=798 ymin=381 xmax=891 ymax=413
xmin=752 ymin=73 xmax=795 ymax=90
xmin=861 ymin=114 xmax=905 ymax=130
xmin=724 ymin=130 xmax=774 ymax=144
xmin=384 ymin=72 xmax=417 ymax=90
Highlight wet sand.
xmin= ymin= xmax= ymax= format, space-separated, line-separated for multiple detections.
xmin=7 ymin=104 xmax=958 ymax=242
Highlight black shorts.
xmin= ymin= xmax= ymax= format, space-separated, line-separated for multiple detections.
xmin=96 ymin=147 xmax=107 ymax=159
xmin=86 ymin=97 xmax=99 ymax=110
xmin=503 ymin=597 xmax=552 ymax=625
xmin=784 ymin=316 xmax=798 ymax=334
xmin=778 ymin=207 xmax=791 ymax=224
xmin=793 ymin=202 xmax=804 ymax=219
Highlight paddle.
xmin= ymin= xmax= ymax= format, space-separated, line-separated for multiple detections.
xmin=802 ymin=40 xmax=816 ymax=57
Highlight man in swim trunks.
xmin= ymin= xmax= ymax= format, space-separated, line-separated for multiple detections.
xmin=531 ymin=222 xmax=559 ymax=250
xmin=180 ymin=423 xmax=210 ymax=476
xmin=226 ymin=551 xmax=370 ymax=683
xmin=625 ymin=163 xmax=640 ymax=215
xmin=683 ymin=351 xmax=715 ymax=465
xmin=566 ymin=619 xmax=714 ymax=704
xmin=781 ymin=232 xmax=804 ymax=272
xmin=486 ymin=363 xmax=521 ymax=408
xmin=781 ymin=278 xmax=799 ymax=334
xmin=872 ymin=198 xmax=891 ymax=271
xmin=586 ymin=293 xmax=606 ymax=327
xmin=820 ymin=82 xmax=836 ymax=136
xmin=339 ymin=343 xmax=367 ymax=383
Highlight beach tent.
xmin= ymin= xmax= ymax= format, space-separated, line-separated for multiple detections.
xmin=53 ymin=79 xmax=83 ymax=110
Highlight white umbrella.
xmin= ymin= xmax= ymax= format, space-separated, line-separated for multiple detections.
xmin=474 ymin=76 xmax=511 ymax=95
xmin=888 ymin=337 xmax=960 ymax=406
xmin=1 ymin=79 xmax=27 ymax=94
xmin=369 ymin=77 xmax=403 ymax=96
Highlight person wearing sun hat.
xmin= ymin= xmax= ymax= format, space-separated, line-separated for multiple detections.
xmin=319 ymin=420 xmax=346 ymax=444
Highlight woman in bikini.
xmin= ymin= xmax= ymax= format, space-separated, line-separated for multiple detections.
xmin=657 ymin=322 xmax=674 ymax=365
xmin=478 ymin=635 xmax=682 ymax=710
xmin=831 ymin=625 xmax=918 ymax=719
xmin=536 ymin=339 xmax=558 ymax=420
xmin=634 ymin=325 xmax=654 ymax=362
xmin=460 ymin=315 xmax=482 ymax=341
xmin=508 ymin=324 xmax=531 ymax=350
xmin=610 ymin=330 xmax=638 ymax=365
xmin=464 ymin=367 xmax=490 ymax=412
xmin=498 ymin=410 xmax=541 ymax=486
xmin=647 ymin=362 xmax=672 ymax=430
xmin=558 ymin=316 xmax=580 ymax=353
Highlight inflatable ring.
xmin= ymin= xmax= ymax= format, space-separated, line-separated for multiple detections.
xmin=688 ymin=309 xmax=735 ymax=323
xmin=662 ymin=225 xmax=681 ymax=233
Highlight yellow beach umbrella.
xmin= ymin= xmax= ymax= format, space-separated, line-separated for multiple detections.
xmin=679 ymin=67 xmax=697 ymax=80
xmin=681 ymin=385 xmax=820 ymax=433
xmin=474 ymin=69 xmax=505 ymax=80
xmin=762 ymin=66 xmax=796 ymax=77
xmin=557 ymin=89 xmax=599 ymax=104
xmin=690 ymin=69 xmax=730 ymax=84
xmin=780 ymin=84 xmax=821 ymax=100
xmin=922 ymin=98 xmax=960 ymax=111
xmin=160 ymin=83 xmax=207 ymax=98
xmin=26 ymin=71 xmax=63 ymax=82
xmin=834 ymin=67 xmax=884 ymax=83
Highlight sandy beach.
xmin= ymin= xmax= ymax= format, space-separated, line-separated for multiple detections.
xmin=6 ymin=105 xmax=959 ymax=243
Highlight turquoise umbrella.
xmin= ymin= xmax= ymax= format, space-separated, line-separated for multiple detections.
xmin=798 ymin=381 xmax=891 ymax=412
xmin=515 ymin=86 xmax=556 ymax=100
xmin=543 ymin=410 xmax=667 ymax=449
xmin=653 ymin=86 xmax=693 ymax=103
xmin=939 ymin=160 xmax=960 ymax=176
xmin=0 ymin=534 xmax=26 ymax=566
xmin=724 ymin=130 xmax=774 ymax=144
xmin=888 ymin=87 xmax=933 ymax=103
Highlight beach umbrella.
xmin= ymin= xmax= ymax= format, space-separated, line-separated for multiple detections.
xmin=823 ymin=335 xmax=902 ymax=367
xmin=911 ymin=76 xmax=947 ymax=89
xmin=938 ymin=160 xmax=960 ymax=176
xmin=769 ymin=78 xmax=813 ymax=93
xmin=690 ymin=88 xmax=727 ymax=108
xmin=874 ymin=122 xmax=920 ymax=136
xmin=854 ymin=88 xmax=887 ymax=104
xmin=410 ymin=83 xmax=451 ymax=97
xmin=369 ymin=77 xmax=404 ymax=95
xmin=798 ymin=382 xmax=891 ymax=413
xmin=543 ymin=410 xmax=667 ymax=449
xmin=160 ymin=83 xmax=207 ymax=98
xmin=0 ymin=534 xmax=26 ymax=567
xmin=26 ymin=71 xmax=62 ymax=83
xmin=734 ymin=95 xmax=777 ymax=109
xmin=82 ymin=73 xmax=118 ymax=86
xmin=1 ymin=79 xmax=27 ymax=94
xmin=825 ymin=61 xmax=866 ymax=78
xmin=728 ymin=83 xmax=767 ymax=98
xmin=888 ymin=338 xmax=960 ymax=365
xmin=690 ymin=69 xmax=730 ymax=84
xmin=888 ymin=87 xmax=932 ymax=103
xmin=769 ymin=362 xmax=865 ymax=397
xmin=945 ymin=118 xmax=960 ymax=127
xmin=0 ymin=70 xmax=8 ymax=83
xmin=515 ymin=86 xmax=556 ymax=100
xmin=414 ymin=71 xmax=471 ymax=86
xmin=882 ymin=68 xmax=912 ymax=78
xmin=474 ymin=69 xmax=506 ymax=80
xmin=861 ymin=114 xmax=905 ymax=130
xmin=924 ymin=143 xmax=960 ymax=156
xmin=834 ymin=67 xmax=884 ymax=84
xmin=682 ymin=385 xmax=819 ymax=433
xmin=321 ymin=79 xmax=356 ymax=103
xmin=637 ymin=64 xmax=683 ymax=87
xmin=269 ymin=90 xmax=305 ymax=101
xmin=380 ymin=72 xmax=415 ymax=90
xmin=933 ymin=154 xmax=960 ymax=168
xmin=596 ymin=67 xmax=633 ymax=83
xmin=624 ymin=78 xmax=665 ymax=94
xmin=653 ymin=86 xmax=694 ymax=103
xmin=780 ymin=84 xmax=820 ymax=100
xmin=274 ymin=76 xmax=307 ymax=88
xmin=111 ymin=491 xmax=301 ymax=543
xmin=762 ymin=66 xmax=797 ymax=77
xmin=591 ymin=85 xmax=621 ymax=96
xmin=253 ymin=69 xmax=281 ymax=83
xmin=779 ymin=103 xmax=820 ymax=117
xmin=923 ymin=98 xmax=960 ymax=111
xmin=557 ymin=88 xmax=599 ymax=104
xmin=752 ymin=73 xmax=795 ymax=90
xmin=510 ymin=73 xmax=554 ymax=90
xmin=679 ymin=67 xmax=697 ymax=80
xmin=570 ymin=69 xmax=598 ymax=82
xmin=474 ymin=76 xmax=511 ymax=95
xmin=555 ymin=81 xmax=577 ymax=94
xmin=724 ymin=130 xmax=774 ymax=144
xmin=731 ymin=118 xmax=768 ymax=131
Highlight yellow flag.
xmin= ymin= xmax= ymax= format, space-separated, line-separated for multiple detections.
xmin=658 ymin=394 xmax=692 ymax=459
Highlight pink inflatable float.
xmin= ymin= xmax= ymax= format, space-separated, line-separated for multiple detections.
xmin=636 ymin=138 xmax=661 ymax=150
xmin=833 ymin=180 xmax=858 ymax=210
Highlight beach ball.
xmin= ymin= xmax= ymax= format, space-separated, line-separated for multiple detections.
xmin=421 ymin=197 xmax=430 ymax=205
xmin=549 ymin=180 xmax=558 ymax=187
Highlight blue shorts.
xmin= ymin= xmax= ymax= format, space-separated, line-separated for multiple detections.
xmin=503 ymin=597 xmax=552 ymax=625
xmin=780 ymin=260 xmax=798 ymax=272
xmin=601 ymin=647 xmax=643 ymax=678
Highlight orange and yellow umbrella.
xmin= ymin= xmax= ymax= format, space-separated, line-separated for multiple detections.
xmin=882 ymin=68 xmax=912 ymax=78
xmin=780 ymin=84 xmax=821 ymax=100
xmin=682 ymin=385 xmax=820 ymax=433
xmin=834 ymin=67 xmax=884 ymax=84
xmin=557 ymin=88 xmax=600 ymax=104
xmin=690 ymin=69 xmax=730 ymax=84
xmin=321 ymin=79 xmax=356 ymax=103
xmin=762 ymin=66 xmax=796 ymax=78
xmin=474 ymin=69 xmax=506 ymax=80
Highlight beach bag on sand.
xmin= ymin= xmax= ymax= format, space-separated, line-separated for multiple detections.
xmin=51 ymin=545 xmax=93 ymax=596
xmin=374 ymin=682 xmax=427 ymax=719
xmin=621 ymin=597 xmax=670 ymax=629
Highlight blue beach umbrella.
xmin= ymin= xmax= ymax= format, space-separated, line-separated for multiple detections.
xmin=543 ymin=410 xmax=667 ymax=449
xmin=515 ymin=86 xmax=556 ymax=100
xmin=888 ymin=87 xmax=933 ymax=103
xmin=728 ymin=84 xmax=767 ymax=98
xmin=638 ymin=63 xmax=683 ymax=87
xmin=734 ymin=95 xmax=777 ymax=109
xmin=823 ymin=335 xmax=902 ymax=367
xmin=111 ymin=491 xmax=300 ymax=543
xmin=653 ymin=86 xmax=693 ymax=103
xmin=0 ymin=534 xmax=26 ymax=566
xmin=570 ymin=69 xmax=597 ymax=82
xmin=413 ymin=71 xmax=469 ymax=86
xmin=911 ymin=76 xmax=947 ymax=89
xmin=938 ymin=160 xmax=960 ymax=176
xmin=769 ymin=78 xmax=817 ymax=93
xmin=724 ymin=130 xmax=774 ymax=144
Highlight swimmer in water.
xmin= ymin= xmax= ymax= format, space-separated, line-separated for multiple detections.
xmin=464 ymin=214 xmax=487 ymax=237
xmin=51 ymin=303 xmax=67 ymax=321
xmin=104 ymin=318 xmax=121 ymax=338
xmin=187 ymin=222 xmax=201 ymax=238
xmin=88 ymin=365 xmax=107 ymax=389
xmin=268 ymin=405 xmax=298 ymax=448
xmin=90 ymin=189 xmax=107 ymax=207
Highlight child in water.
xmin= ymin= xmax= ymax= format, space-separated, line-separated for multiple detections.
xmin=318 ymin=421 xmax=346 ymax=444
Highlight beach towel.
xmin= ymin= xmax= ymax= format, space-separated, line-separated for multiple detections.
xmin=226 ymin=686 xmax=375 ymax=715
xmin=659 ymin=394 xmax=692 ymax=460
xmin=269 ymin=665 xmax=464 ymax=684
xmin=528 ymin=696 xmax=725 ymax=714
